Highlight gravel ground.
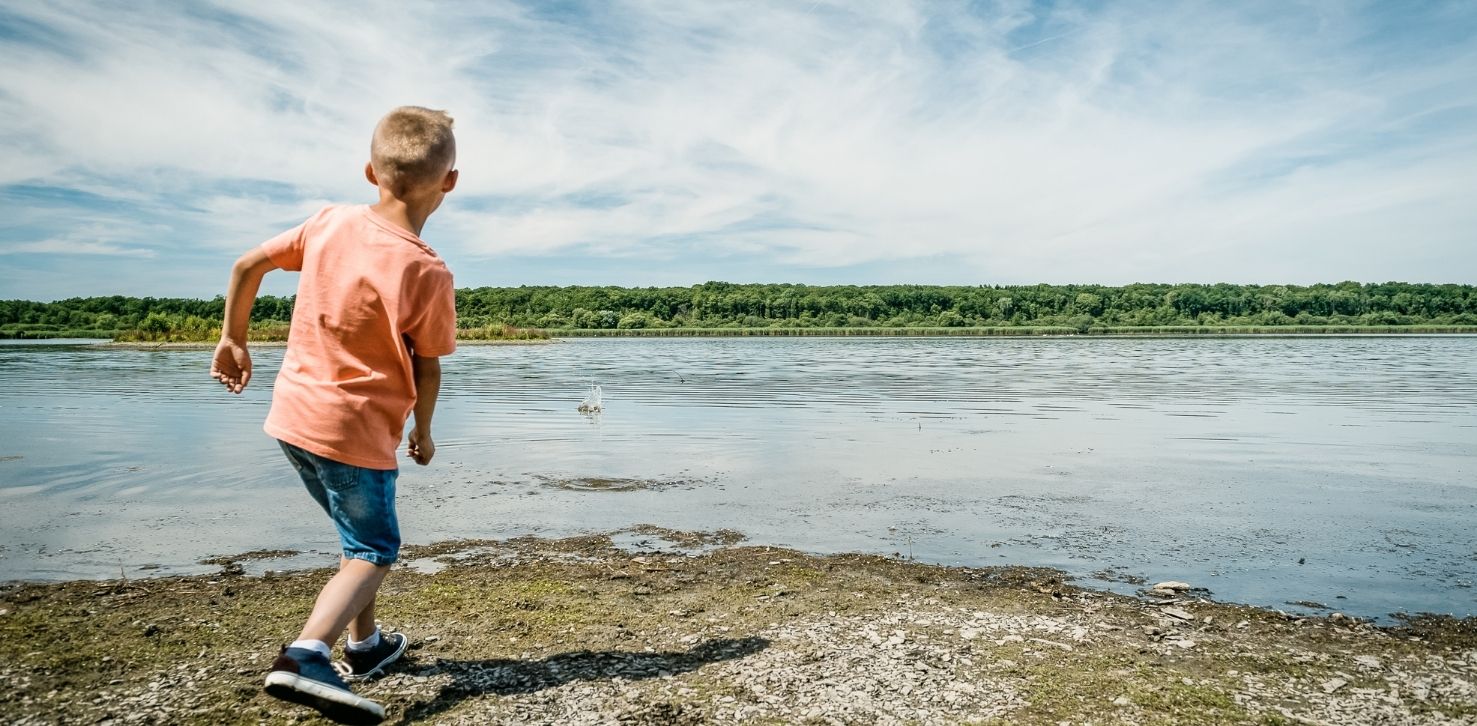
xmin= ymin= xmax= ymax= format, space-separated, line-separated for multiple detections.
xmin=2 ymin=529 xmax=1473 ymax=725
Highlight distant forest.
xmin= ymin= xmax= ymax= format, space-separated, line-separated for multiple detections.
xmin=3 ymin=282 xmax=1476 ymax=340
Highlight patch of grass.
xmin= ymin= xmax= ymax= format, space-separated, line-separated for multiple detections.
xmin=1011 ymin=657 xmax=1248 ymax=725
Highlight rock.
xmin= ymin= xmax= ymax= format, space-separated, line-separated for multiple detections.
xmin=1161 ymin=607 xmax=1195 ymax=622
xmin=1112 ymin=696 xmax=1131 ymax=707
xmin=1171 ymin=639 xmax=1196 ymax=650
xmin=1152 ymin=581 xmax=1191 ymax=592
xmin=1353 ymin=655 xmax=1381 ymax=670
xmin=1321 ymin=678 xmax=1347 ymax=694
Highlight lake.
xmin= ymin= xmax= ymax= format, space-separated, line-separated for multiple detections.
xmin=1 ymin=336 xmax=1473 ymax=621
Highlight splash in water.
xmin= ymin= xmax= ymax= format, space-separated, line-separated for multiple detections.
xmin=577 ymin=382 xmax=603 ymax=413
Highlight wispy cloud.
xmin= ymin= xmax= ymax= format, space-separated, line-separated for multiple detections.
xmin=1 ymin=1 xmax=1474 ymax=299
xmin=2 ymin=239 xmax=155 ymax=258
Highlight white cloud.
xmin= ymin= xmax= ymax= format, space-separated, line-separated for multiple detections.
xmin=2 ymin=238 xmax=156 ymax=258
xmin=1 ymin=0 xmax=1474 ymax=296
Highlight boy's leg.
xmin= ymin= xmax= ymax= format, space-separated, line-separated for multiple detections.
xmin=281 ymin=446 xmax=400 ymax=647
xmin=267 ymin=443 xmax=398 ymax=722
xmin=297 ymin=558 xmax=390 ymax=644
xmin=351 ymin=600 xmax=376 ymax=642
xmin=343 ymin=557 xmax=378 ymax=643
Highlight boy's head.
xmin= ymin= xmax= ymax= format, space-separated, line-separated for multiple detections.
xmin=367 ymin=106 xmax=457 ymax=199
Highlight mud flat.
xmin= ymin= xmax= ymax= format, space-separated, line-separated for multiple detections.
xmin=2 ymin=529 xmax=1474 ymax=725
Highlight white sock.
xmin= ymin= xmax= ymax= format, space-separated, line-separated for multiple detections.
xmin=289 ymin=639 xmax=332 ymax=660
xmin=347 ymin=627 xmax=381 ymax=652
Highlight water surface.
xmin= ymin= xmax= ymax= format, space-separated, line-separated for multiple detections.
xmin=1 ymin=336 xmax=1473 ymax=620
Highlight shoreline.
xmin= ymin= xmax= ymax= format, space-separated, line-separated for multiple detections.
xmin=3 ymin=530 xmax=1473 ymax=725
xmin=553 ymin=325 xmax=1477 ymax=337
xmin=8 ymin=328 xmax=1474 ymax=350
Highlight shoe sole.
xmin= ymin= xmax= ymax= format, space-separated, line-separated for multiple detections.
xmin=264 ymin=671 xmax=385 ymax=724
xmin=344 ymin=634 xmax=410 ymax=682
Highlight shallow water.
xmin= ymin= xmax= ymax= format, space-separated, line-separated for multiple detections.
xmin=1 ymin=336 xmax=1474 ymax=620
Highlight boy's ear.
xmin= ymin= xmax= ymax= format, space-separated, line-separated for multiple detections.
xmin=442 ymin=168 xmax=459 ymax=193
xmin=365 ymin=162 xmax=379 ymax=187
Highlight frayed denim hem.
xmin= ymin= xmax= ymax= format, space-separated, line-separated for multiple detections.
xmin=343 ymin=552 xmax=397 ymax=567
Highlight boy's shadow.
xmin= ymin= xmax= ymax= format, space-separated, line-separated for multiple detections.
xmin=394 ymin=636 xmax=769 ymax=722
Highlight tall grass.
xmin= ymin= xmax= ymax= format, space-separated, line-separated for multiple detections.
xmin=454 ymin=324 xmax=551 ymax=341
xmin=0 ymin=326 xmax=120 ymax=340
xmin=113 ymin=321 xmax=291 ymax=343
xmin=106 ymin=320 xmax=548 ymax=343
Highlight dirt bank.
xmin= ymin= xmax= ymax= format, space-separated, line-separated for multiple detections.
xmin=2 ymin=529 xmax=1473 ymax=725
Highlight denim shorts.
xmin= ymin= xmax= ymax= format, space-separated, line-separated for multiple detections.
xmin=278 ymin=441 xmax=400 ymax=566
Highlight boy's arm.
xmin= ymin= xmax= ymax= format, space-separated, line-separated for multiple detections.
xmin=407 ymin=354 xmax=441 ymax=465
xmin=210 ymin=248 xmax=279 ymax=394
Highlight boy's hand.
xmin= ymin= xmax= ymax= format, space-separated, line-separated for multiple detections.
xmin=210 ymin=338 xmax=252 ymax=394
xmin=408 ymin=427 xmax=435 ymax=465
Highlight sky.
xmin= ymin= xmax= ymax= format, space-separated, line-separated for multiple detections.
xmin=1 ymin=1 xmax=1474 ymax=300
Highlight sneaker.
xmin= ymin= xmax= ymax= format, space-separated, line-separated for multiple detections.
xmin=263 ymin=646 xmax=385 ymax=724
xmin=338 ymin=630 xmax=408 ymax=682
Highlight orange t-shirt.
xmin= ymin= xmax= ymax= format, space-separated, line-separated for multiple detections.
xmin=260 ymin=205 xmax=457 ymax=470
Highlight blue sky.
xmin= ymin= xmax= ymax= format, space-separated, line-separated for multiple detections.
xmin=1 ymin=1 xmax=1474 ymax=300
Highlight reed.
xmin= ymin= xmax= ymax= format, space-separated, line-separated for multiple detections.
xmin=455 ymin=324 xmax=552 ymax=341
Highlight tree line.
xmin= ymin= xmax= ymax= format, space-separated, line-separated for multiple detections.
xmin=2 ymin=282 xmax=1475 ymax=339
xmin=455 ymin=281 xmax=1477 ymax=331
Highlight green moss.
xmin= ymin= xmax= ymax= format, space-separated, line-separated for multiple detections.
xmin=1012 ymin=658 xmax=1248 ymax=725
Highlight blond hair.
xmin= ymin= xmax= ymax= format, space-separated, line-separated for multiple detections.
xmin=370 ymin=106 xmax=456 ymax=194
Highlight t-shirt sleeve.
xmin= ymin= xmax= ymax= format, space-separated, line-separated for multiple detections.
xmin=405 ymin=267 xmax=457 ymax=357
xmin=259 ymin=219 xmax=308 ymax=271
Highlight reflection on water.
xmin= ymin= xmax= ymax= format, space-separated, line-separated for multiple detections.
xmin=1 ymin=336 xmax=1474 ymax=620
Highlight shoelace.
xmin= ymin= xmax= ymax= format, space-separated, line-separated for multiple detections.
xmin=331 ymin=659 xmax=355 ymax=678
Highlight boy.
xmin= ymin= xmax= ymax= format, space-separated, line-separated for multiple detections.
xmin=210 ymin=106 xmax=459 ymax=724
